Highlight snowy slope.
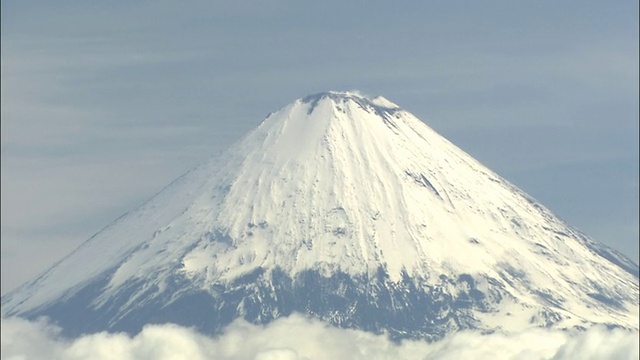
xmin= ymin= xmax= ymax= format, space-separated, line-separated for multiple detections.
xmin=2 ymin=91 xmax=638 ymax=338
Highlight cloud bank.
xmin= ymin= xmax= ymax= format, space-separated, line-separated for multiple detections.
xmin=1 ymin=315 xmax=638 ymax=360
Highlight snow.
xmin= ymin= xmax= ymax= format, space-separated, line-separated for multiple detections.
xmin=2 ymin=91 xmax=638 ymax=333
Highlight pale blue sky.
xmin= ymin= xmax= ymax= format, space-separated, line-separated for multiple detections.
xmin=1 ymin=1 xmax=638 ymax=293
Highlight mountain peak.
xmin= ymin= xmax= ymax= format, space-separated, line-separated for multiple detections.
xmin=2 ymin=92 xmax=638 ymax=340
xmin=300 ymin=91 xmax=400 ymax=115
xmin=301 ymin=90 xmax=375 ymax=103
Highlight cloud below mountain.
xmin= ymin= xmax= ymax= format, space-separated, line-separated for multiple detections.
xmin=2 ymin=314 xmax=637 ymax=360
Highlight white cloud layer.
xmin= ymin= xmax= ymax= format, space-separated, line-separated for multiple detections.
xmin=1 ymin=314 xmax=638 ymax=360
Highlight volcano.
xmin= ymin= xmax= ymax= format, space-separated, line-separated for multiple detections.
xmin=2 ymin=91 xmax=638 ymax=340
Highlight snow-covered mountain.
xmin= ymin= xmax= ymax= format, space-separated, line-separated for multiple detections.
xmin=2 ymin=91 xmax=638 ymax=340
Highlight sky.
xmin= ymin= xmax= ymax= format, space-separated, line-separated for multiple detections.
xmin=1 ymin=0 xmax=638 ymax=299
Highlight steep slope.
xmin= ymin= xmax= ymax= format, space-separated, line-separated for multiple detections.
xmin=2 ymin=91 xmax=638 ymax=340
